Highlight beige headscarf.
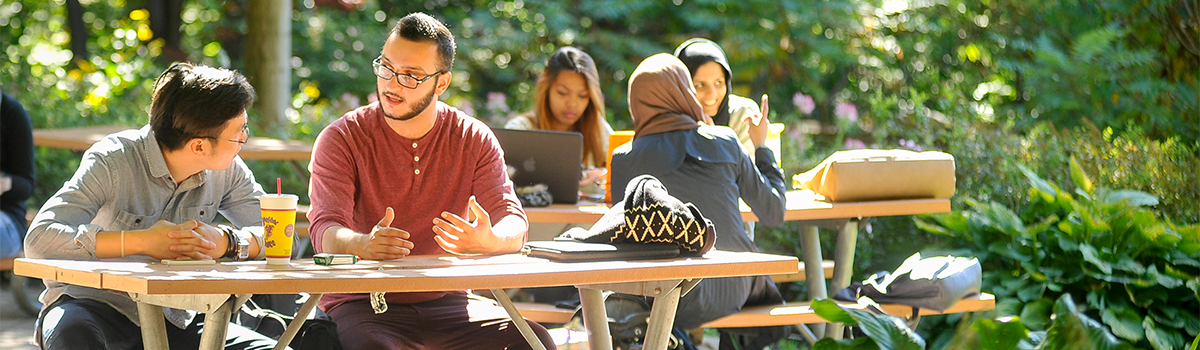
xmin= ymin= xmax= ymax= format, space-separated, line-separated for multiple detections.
xmin=628 ymin=53 xmax=712 ymax=137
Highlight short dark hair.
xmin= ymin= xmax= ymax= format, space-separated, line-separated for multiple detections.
xmin=149 ymin=62 xmax=255 ymax=151
xmin=391 ymin=13 xmax=456 ymax=72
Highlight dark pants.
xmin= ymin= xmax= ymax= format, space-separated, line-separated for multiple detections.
xmin=674 ymin=275 xmax=788 ymax=350
xmin=327 ymin=293 xmax=555 ymax=350
xmin=37 ymin=296 xmax=284 ymax=350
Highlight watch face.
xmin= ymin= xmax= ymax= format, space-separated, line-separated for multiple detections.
xmin=238 ymin=236 xmax=250 ymax=259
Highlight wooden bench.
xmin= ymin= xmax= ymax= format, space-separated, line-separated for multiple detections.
xmin=511 ymin=259 xmax=836 ymax=325
xmin=701 ymin=293 xmax=996 ymax=328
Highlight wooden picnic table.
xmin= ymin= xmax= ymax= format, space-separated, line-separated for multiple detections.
xmin=15 ymin=250 xmax=798 ymax=350
xmin=33 ymin=125 xmax=313 ymax=161
xmin=519 ymin=190 xmax=951 ymax=340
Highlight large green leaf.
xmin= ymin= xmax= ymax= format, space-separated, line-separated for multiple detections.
xmin=849 ymin=308 xmax=925 ymax=350
xmin=1144 ymin=265 xmax=1186 ymax=289
xmin=913 ymin=216 xmax=955 ymax=236
xmin=1037 ymin=294 xmax=1134 ymax=350
xmin=1068 ymin=156 xmax=1094 ymax=195
xmin=972 ymin=201 xmax=1027 ymax=237
xmin=1176 ymin=225 xmax=1200 ymax=255
xmin=1102 ymin=307 xmax=1146 ymax=342
xmin=1112 ymin=257 xmax=1147 ymax=275
xmin=972 ymin=318 xmax=1031 ymax=350
xmin=1145 ymin=316 xmax=1185 ymax=350
xmin=813 ymin=336 xmax=877 ymax=350
xmin=1101 ymin=189 xmax=1160 ymax=208
xmin=810 ymin=299 xmax=924 ymax=350
xmin=1079 ymin=244 xmax=1113 ymax=274
xmin=812 ymin=299 xmax=859 ymax=324
xmin=1174 ymin=308 xmax=1200 ymax=335
xmin=1022 ymin=298 xmax=1055 ymax=330
xmin=1150 ymin=308 xmax=1186 ymax=329
xmin=1018 ymin=164 xmax=1058 ymax=200
xmin=917 ymin=212 xmax=970 ymax=235
xmin=1017 ymin=285 xmax=1046 ymax=303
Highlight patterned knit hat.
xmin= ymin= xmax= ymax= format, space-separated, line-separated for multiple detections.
xmin=561 ymin=174 xmax=716 ymax=256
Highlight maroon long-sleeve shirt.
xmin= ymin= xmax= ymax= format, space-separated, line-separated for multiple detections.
xmin=308 ymin=101 xmax=526 ymax=312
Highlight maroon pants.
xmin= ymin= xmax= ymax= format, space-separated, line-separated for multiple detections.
xmin=327 ymin=293 xmax=555 ymax=350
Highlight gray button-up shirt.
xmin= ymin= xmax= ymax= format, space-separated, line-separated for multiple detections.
xmin=25 ymin=125 xmax=266 ymax=329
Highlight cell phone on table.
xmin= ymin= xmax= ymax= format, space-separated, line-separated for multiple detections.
xmin=314 ymin=253 xmax=359 ymax=265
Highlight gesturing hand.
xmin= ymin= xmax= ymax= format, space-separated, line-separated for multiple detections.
xmin=747 ymin=94 xmax=771 ymax=149
xmin=360 ymin=207 xmax=413 ymax=260
xmin=433 ymin=196 xmax=498 ymax=255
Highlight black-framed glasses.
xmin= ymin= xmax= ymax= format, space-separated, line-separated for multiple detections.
xmin=204 ymin=125 xmax=250 ymax=146
xmin=372 ymin=57 xmax=445 ymax=89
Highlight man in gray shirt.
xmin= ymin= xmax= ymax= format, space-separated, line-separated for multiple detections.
xmin=25 ymin=63 xmax=283 ymax=350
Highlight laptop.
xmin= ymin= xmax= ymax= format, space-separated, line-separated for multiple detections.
xmin=492 ymin=128 xmax=582 ymax=204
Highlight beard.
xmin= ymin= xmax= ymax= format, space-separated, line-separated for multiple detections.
xmin=378 ymin=81 xmax=438 ymax=121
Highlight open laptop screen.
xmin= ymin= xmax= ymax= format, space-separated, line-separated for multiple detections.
xmin=492 ymin=128 xmax=582 ymax=204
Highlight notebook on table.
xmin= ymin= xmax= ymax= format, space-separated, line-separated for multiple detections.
xmin=523 ymin=240 xmax=681 ymax=262
xmin=492 ymin=128 xmax=582 ymax=204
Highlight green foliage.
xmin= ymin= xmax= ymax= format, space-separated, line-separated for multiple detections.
xmin=940 ymin=119 xmax=1199 ymax=225
xmin=916 ymin=159 xmax=1200 ymax=349
xmin=812 ymin=295 xmax=1136 ymax=349
xmin=811 ymin=299 xmax=925 ymax=350
xmin=947 ymin=294 xmax=1136 ymax=350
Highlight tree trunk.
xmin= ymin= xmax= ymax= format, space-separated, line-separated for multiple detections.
xmin=66 ymin=0 xmax=87 ymax=65
xmin=244 ymin=0 xmax=292 ymax=134
xmin=146 ymin=0 xmax=186 ymax=61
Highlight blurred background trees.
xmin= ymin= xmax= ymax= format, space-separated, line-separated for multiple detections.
xmin=2 ymin=0 xmax=1197 ymax=348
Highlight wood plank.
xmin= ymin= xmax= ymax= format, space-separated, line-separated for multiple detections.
xmin=14 ymin=251 xmax=799 ymax=295
xmin=700 ymin=293 xmax=995 ymax=328
xmin=523 ymin=192 xmax=951 ymax=224
xmin=770 ymin=260 xmax=835 ymax=283
xmin=515 ymin=259 xmax=836 ymax=324
xmin=512 ymin=302 xmax=575 ymax=324
xmin=33 ymin=126 xmax=313 ymax=161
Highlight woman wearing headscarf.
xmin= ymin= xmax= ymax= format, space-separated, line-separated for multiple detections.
xmin=674 ymin=38 xmax=768 ymax=161
xmin=609 ymin=53 xmax=788 ymax=349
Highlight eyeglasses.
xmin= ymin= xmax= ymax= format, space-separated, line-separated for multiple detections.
xmin=372 ymin=57 xmax=445 ymax=89
xmin=204 ymin=125 xmax=250 ymax=146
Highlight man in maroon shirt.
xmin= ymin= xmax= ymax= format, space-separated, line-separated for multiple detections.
xmin=307 ymin=12 xmax=554 ymax=350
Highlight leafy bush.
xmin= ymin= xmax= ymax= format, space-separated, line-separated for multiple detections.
xmin=942 ymin=120 xmax=1199 ymax=225
xmin=915 ymin=158 xmax=1200 ymax=349
xmin=948 ymin=294 xmax=1142 ymax=350
xmin=821 ymin=294 xmax=1146 ymax=349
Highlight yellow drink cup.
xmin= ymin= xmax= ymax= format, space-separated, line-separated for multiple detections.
xmin=261 ymin=194 xmax=299 ymax=265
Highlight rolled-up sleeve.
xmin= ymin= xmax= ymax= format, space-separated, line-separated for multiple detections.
xmin=24 ymin=150 xmax=112 ymax=260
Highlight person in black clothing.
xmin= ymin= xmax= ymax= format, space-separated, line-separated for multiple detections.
xmin=1 ymin=89 xmax=36 ymax=259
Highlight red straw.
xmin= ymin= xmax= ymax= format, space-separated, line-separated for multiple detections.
xmin=276 ymin=177 xmax=282 ymax=195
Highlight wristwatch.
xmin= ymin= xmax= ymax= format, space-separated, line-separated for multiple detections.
xmin=220 ymin=225 xmax=250 ymax=261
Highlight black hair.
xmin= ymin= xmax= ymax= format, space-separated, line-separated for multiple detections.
xmin=391 ymin=12 xmax=456 ymax=72
xmin=149 ymin=62 xmax=255 ymax=151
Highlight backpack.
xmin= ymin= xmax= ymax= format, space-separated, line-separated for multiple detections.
xmin=234 ymin=295 xmax=343 ymax=350
xmin=835 ymin=253 xmax=982 ymax=312
xmin=566 ymin=292 xmax=696 ymax=350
